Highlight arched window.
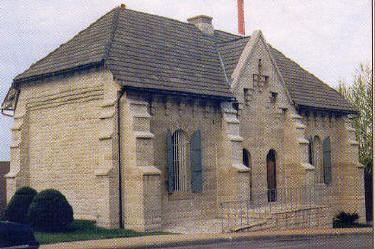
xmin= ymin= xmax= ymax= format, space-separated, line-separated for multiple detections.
xmin=313 ymin=136 xmax=323 ymax=183
xmin=266 ymin=150 xmax=276 ymax=202
xmin=173 ymin=130 xmax=188 ymax=191
xmin=243 ymin=149 xmax=251 ymax=168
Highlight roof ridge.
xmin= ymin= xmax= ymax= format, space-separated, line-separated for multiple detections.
xmin=119 ymin=8 xmax=201 ymax=26
xmin=214 ymin=30 xmax=245 ymax=38
xmin=104 ymin=7 xmax=121 ymax=61
xmin=215 ymin=36 xmax=249 ymax=45
xmin=212 ymin=36 xmax=229 ymax=85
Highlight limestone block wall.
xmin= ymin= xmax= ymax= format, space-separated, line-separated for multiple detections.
xmin=119 ymin=92 xmax=161 ymax=231
xmin=7 ymin=68 xmax=120 ymax=223
xmin=302 ymin=112 xmax=365 ymax=222
xmin=232 ymin=30 xmax=309 ymax=207
xmin=218 ymin=102 xmax=250 ymax=204
xmin=129 ymin=92 xmax=222 ymax=225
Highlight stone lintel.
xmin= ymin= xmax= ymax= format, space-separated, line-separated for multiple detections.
xmin=10 ymin=120 xmax=23 ymax=130
xmin=99 ymin=109 xmax=116 ymax=119
xmin=101 ymin=99 xmax=117 ymax=107
xmin=290 ymin=113 xmax=303 ymax=120
xmin=224 ymin=117 xmax=240 ymax=124
xmin=297 ymin=138 xmax=309 ymax=144
xmin=349 ymin=140 xmax=359 ymax=146
xmin=99 ymin=130 xmax=114 ymax=140
xmin=94 ymin=167 xmax=113 ymax=176
xmin=10 ymin=141 xmax=21 ymax=148
xmin=302 ymin=163 xmax=314 ymax=171
xmin=135 ymin=131 xmax=154 ymax=139
xmin=139 ymin=166 xmax=161 ymax=176
xmin=5 ymin=168 xmax=19 ymax=178
xmin=232 ymin=163 xmax=250 ymax=172
xmin=228 ymin=135 xmax=243 ymax=142
xmin=295 ymin=123 xmax=306 ymax=129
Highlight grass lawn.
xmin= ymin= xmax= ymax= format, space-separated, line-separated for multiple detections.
xmin=34 ymin=220 xmax=170 ymax=245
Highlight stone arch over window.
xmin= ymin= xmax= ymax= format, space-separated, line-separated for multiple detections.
xmin=266 ymin=149 xmax=276 ymax=202
xmin=312 ymin=136 xmax=323 ymax=183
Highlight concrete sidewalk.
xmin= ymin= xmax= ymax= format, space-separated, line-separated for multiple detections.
xmin=39 ymin=227 xmax=373 ymax=249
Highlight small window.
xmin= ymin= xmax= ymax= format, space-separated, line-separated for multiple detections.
xmin=173 ymin=130 xmax=188 ymax=192
xmin=270 ymin=91 xmax=278 ymax=103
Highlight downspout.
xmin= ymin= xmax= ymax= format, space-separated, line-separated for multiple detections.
xmin=117 ymin=87 xmax=126 ymax=228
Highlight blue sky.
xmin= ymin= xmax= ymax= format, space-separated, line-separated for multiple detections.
xmin=0 ymin=0 xmax=371 ymax=160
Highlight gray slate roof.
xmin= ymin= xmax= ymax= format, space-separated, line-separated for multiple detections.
xmin=215 ymin=34 xmax=356 ymax=114
xmin=15 ymin=7 xmax=231 ymax=99
xmin=13 ymin=7 xmax=355 ymax=113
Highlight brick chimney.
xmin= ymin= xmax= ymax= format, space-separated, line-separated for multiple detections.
xmin=187 ymin=15 xmax=214 ymax=35
xmin=237 ymin=0 xmax=245 ymax=35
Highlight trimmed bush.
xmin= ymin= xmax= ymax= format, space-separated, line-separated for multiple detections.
xmin=26 ymin=189 xmax=73 ymax=232
xmin=4 ymin=186 xmax=38 ymax=224
xmin=335 ymin=212 xmax=359 ymax=224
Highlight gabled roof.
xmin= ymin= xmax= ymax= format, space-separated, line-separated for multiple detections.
xmin=10 ymin=6 xmax=355 ymax=113
xmin=215 ymin=33 xmax=356 ymax=114
xmin=270 ymin=46 xmax=356 ymax=113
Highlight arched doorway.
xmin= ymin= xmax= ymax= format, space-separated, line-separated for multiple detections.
xmin=243 ymin=149 xmax=252 ymax=200
xmin=266 ymin=150 xmax=276 ymax=202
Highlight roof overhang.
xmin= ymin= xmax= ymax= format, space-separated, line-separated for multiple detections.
xmin=297 ymin=104 xmax=358 ymax=116
xmin=122 ymin=85 xmax=234 ymax=102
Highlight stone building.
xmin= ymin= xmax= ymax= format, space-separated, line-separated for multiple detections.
xmin=1 ymin=6 xmax=365 ymax=232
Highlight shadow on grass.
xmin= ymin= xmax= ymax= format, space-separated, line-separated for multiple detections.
xmin=34 ymin=220 xmax=171 ymax=245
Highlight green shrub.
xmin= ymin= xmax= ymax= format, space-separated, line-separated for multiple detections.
xmin=26 ymin=189 xmax=73 ymax=232
xmin=335 ymin=212 xmax=359 ymax=224
xmin=4 ymin=186 xmax=38 ymax=224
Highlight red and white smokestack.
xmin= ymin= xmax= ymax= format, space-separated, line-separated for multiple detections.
xmin=237 ymin=0 xmax=245 ymax=35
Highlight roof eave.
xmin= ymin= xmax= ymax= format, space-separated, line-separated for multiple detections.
xmin=122 ymin=85 xmax=234 ymax=102
xmin=13 ymin=60 xmax=105 ymax=88
xmin=297 ymin=104 xmax=358 ymax=115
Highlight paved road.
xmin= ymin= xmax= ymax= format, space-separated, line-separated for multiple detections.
xmin=162 ymin=233 xmax=373 ymax=249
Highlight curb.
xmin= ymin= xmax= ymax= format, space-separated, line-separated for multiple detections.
xmin=39 ymin=227 xmax=373 ymax=249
